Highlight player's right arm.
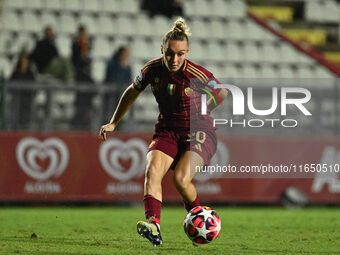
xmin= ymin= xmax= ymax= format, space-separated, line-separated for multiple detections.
xmin=99 ymin=84 xmax=141 ymax=141
xmin=99 ymin=61 xmax=154 ymax=140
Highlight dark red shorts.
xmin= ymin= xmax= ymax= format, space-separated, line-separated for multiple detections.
xmin=147 ymin=127 xmax=217 ymax=166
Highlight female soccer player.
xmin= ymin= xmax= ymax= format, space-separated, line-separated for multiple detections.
xmin=99 ymin=17 xmax=227 ymax=246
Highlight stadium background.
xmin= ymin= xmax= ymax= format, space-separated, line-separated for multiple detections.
xmin=0 ymin=0 xmax=340 ymax=206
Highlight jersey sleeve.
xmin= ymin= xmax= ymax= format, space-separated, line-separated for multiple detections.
xmin=201 ymin=69 xmax=221 ymax=94
xmin=132 ymin=67 xmax=150 ymax=91
xmin=207 ymin=77 xmax=221 ymax=93
xmin=201 ymin=70 xmax=223 ymax=108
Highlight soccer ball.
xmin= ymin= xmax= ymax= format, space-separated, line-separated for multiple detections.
xmin=183 ymin=206 xmax=221 ymax=244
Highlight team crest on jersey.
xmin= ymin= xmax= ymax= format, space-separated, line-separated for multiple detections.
xmin=154 ymin=77 xmax=159 ymax=83
xmin=184 ymin=87 xmax=193 ymax=97
xmin=167 ymin=84 xmax=176 ymax=95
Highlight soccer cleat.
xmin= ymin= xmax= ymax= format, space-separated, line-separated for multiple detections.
xmin=137 ymin=220 xmax=162 ymax=246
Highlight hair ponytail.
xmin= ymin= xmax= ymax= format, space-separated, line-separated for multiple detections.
xmin=162 ymin=17 xmax=191 ymax=46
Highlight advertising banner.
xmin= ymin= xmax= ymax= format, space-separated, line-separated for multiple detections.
xmin=0 ymin=132 xmax=339 ymax=203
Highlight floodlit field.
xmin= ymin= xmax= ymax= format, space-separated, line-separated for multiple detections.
xmin=0 ymin=207 xmax=339 ymax=255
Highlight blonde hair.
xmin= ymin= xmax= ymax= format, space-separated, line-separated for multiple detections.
xmin=162 ymin=17 xmax=191 ymax=47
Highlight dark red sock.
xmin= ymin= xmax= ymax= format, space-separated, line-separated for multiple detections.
xmin=184 ymin=196 xmax=200 ymax=212
xmin=143 ymin=195 xmax=162 ymax=225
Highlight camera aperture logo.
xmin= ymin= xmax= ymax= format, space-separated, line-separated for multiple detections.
xmin=201 ymin=84 xmax=312 ymax=128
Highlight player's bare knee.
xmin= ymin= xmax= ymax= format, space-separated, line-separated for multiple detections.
xmin=173 ymin=173 xmax=190 ymax=191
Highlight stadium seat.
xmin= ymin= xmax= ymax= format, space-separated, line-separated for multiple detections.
xmin=131 ymin=39 xmax=151 ymax=60
xmin=134 ymin=92 xmax=158 ymax=122
xmin=0 ymin=57 xmax=13 ymax=79
xmin=306 ymin=1 xmax=323 ymax=22
xmin=211 ymin=0 xmax=229 ymax=18
xmin=97 ymin=15 xmax=114 ymax=36
xmin=43 ymin=0 xmax=63 ymax=11
xmin=323 ymin=0 xmax=339 ymax=22
xmin=188 ymin=41 xmax=205 ymax=62
xmin=113 ymin=38 xmax=130 ymax=50
xmin=149 ymin=39 xmax=162 ymax=60
xmin=22 ymin=11 xmax=41 ymax=33
xmin=92 ymin=59 xmax=106 ymax=83
xmin=4 ymin=0 xmax=25 ymax=9
xmin=81 ymin=0 xmax=100 ymax=13
xmin=119 ymin=0 xmax=139 ymax=14
xmin=154 ymin=16 xmax=170 ymax=37
xmin=0 ymin=32 xmax=12 ymax=55
xmin=190 ymin=18 xmax=209 ymax=39
xmin=56 ymin=36 xmax=72 ymax=58
xmin=100 ymin=0 xmax=120 ymax=14
xmin=260 ymin=70 xmax=280 ymax=89
xmin=297 ymin=53 xmax=313 ymax=65
xmin=194 ymin=0 xmax=212 ymax=17
xmin=78 ymin=14 xmax=98 ymax=35
xmin=245 ymin=20 xmax=267 ymax=41
xmin=242 ymin=65 xmax=261 ymax=79
xmin=259 ymin=65 xmax=279 ymax=79
xmin=227 ymin=20 xmax=246 ymax=40
xmin=41 ymin=12 xmax=59 ymax=31
xmin=296 ymin=66 xmax=315 ymax=79
xmin=262 ymin=43 xmax=280 ymax=63
xmin=59 ymin=13 xmax=77 ymax=35
xmin=2 ymin=11 xmax=22 ymax=32
xmin=92 ymin=37 xmax=113 ymax=59
xmin=63 ymin=0 xmax=81 ymax=13
xmin=225 ymin=42 xmax=242 ymax=62
xmin=206 ymin=41 xmax=225 ymax=62
xmin=183 ymin=0 xmax=196 ymax=17
xmin=224 ymin=65 xmax=243 ymax=79
xmin=11 ymin=33 xmax=35 ymax=55
xmin=205 ymin=63 xmax=224 ymax=79
xmin=279 ymin=43 xmax=298 ymax=64
xmin=51 ymin=90 xmax=76 ymax=122
xmin=116 ymin=16 xmax=135 ymax=36
xmin=243 ymin=42 xmax=262 ymax=63
xmin=24 ymin=0 xmax=42 ymax=10
xmin=229 ymin=0 xmax=247 ymax=18
xmin=210 ymin=20 xmax=227 ymax=40
xmin=263 ymin=30 xmax=279 ymax=42
xmin=314 ymin=66 xmax=334 ymax=79
xmin=134 ymin=15 xmax=153 ymax=37
xmin=132 ymin=61 xmax=144 ymax=78
xmin=277 ymin=66 xmax=297 ymax=79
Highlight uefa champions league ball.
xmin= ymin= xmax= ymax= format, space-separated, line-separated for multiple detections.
xmin=183 ymin=206 xmax=221 ymax=244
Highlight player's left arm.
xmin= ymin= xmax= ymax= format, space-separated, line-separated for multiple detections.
xmin=207 ymin=87 xmax=228 ymax=112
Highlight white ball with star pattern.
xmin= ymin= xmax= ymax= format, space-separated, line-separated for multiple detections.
xmin=183 ymin=206 xmax=221 ymax=244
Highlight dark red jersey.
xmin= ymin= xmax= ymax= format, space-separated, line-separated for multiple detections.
xmin=133 ymin=58 xmax=219 ymax=129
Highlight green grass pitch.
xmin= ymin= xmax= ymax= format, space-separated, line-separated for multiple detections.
xmin=0 ymin=206 xmax=339 ymax=255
